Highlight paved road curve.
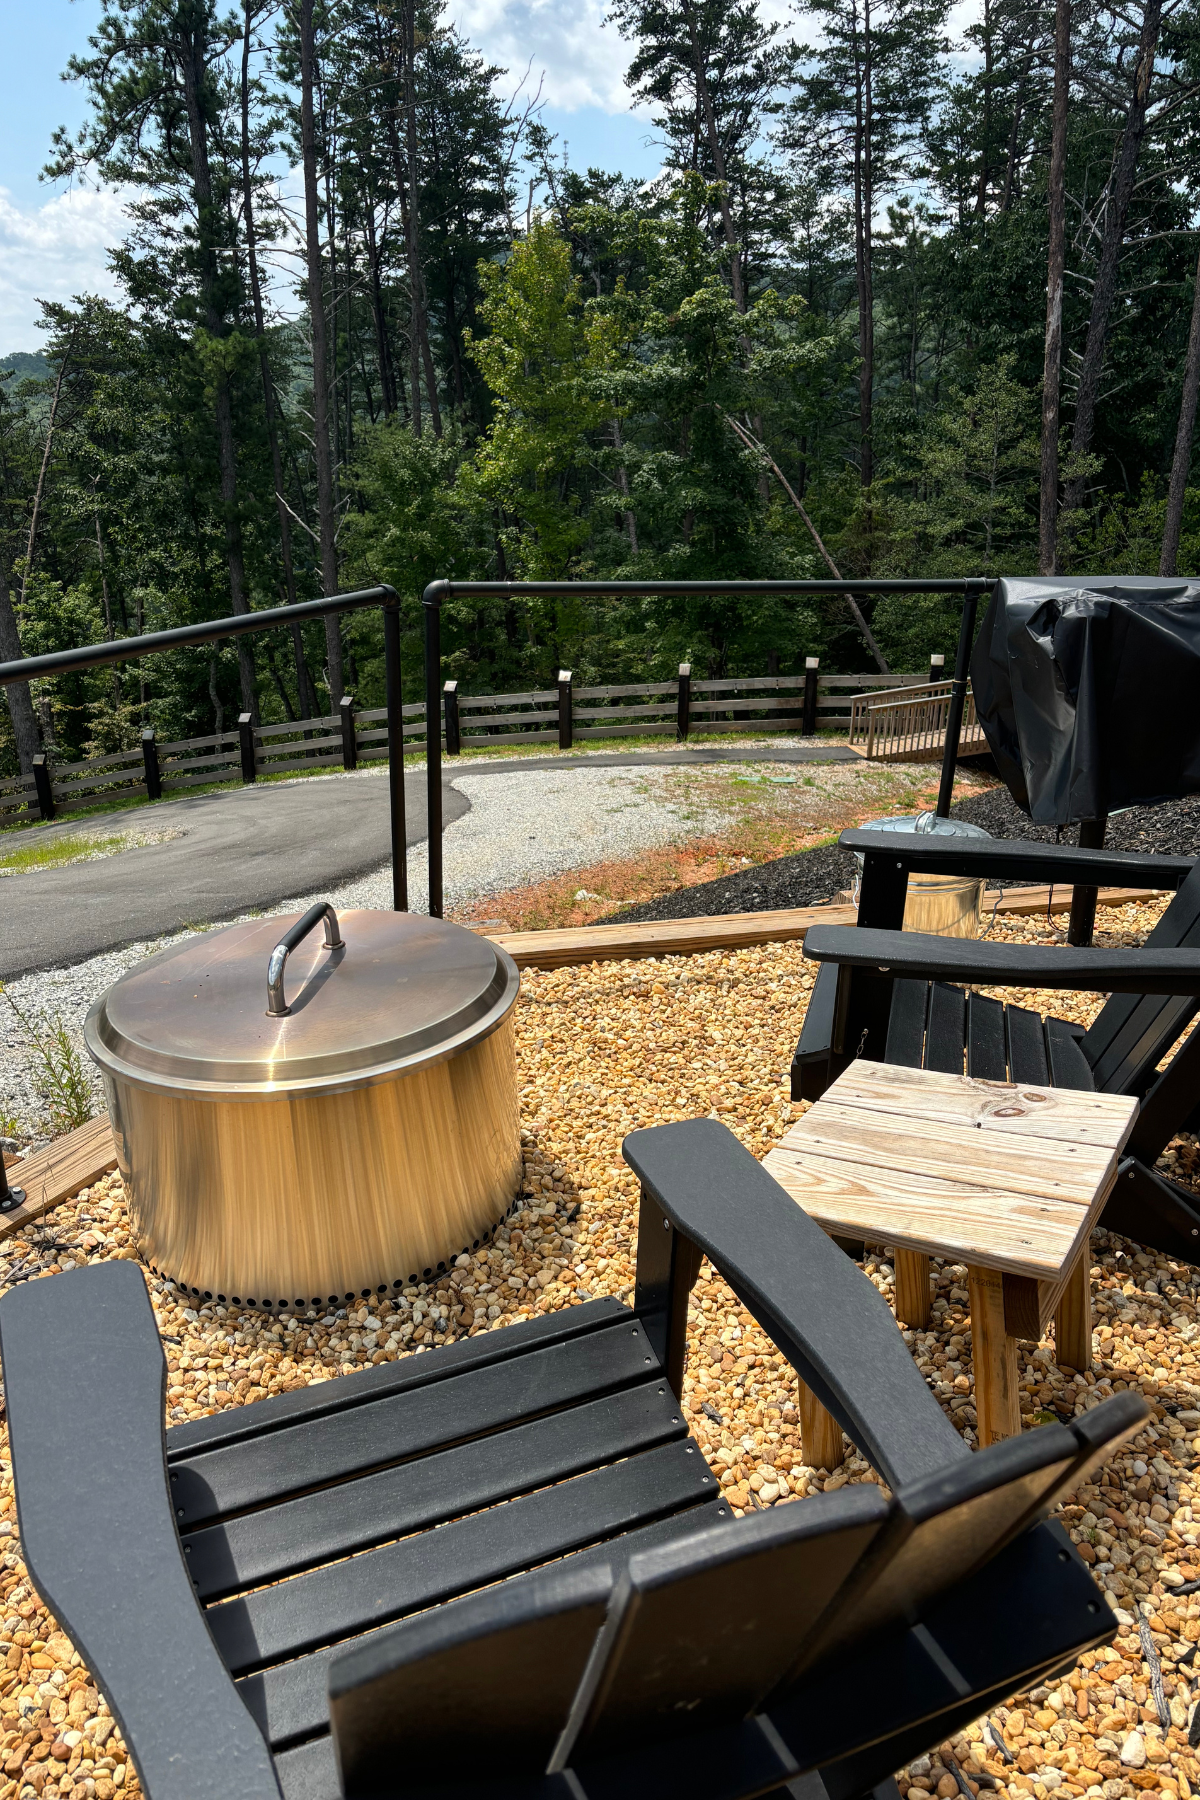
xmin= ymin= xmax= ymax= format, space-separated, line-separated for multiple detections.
xmin=1 ymin=743 xmax=857 ymax=979
xmin=1 ymin=769 xmax=469 ymax=980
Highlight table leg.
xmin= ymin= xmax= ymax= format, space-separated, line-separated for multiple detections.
xmin=968 ymin=1265 xmax=1021 ymax=1446
xmin=894 ymin=1248 xmax=931 ymax=1328
xmin=1054 ymin=1251 xmax=1093 ymax=1373
xmin=799 ymin=1380 xmax=845 ymax=1473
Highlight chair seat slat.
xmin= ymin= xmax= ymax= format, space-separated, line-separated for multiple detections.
xmin=209 ymin=1439 xmax=716 ymax=1676
xmin=187 ymin=1380 xmax=686 ymax=1600
xmin=173 ymin=1315 xmax=655 ymax=1527
xmin=166 ymin=1298 xmax=626 ymax=1463
xmin=235 ymin=1497 xmax=725 ymax=1751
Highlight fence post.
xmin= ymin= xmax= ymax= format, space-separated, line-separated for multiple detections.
xmin=444 ymin=680 xmax=461 ymax=756
xmin=802 ymin=657 xmax=819 ymax=736
xmin=340 ymin=694 xmax=357 ymax=771
xmin=238 ymin=712 xmax=256 ymax=784
xmin=31 ymin=755 xmax=54 ymax=822
xmin=141 ymin=728 xmax=162 ymax=801
xmin=928 ymin=652 xmax=945 ymax=688
xmin=677 ymin=663 xmax=691 ymax=740
xmin=558 ymin=669 xmax=573 ymax=750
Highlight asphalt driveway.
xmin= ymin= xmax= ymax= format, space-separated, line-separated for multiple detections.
xmin=1 ymin=769 xmax=468 ymax=980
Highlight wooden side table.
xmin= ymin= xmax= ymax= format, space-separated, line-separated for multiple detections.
xmin=763 ymin=1061 xmax=1138 ymax=1451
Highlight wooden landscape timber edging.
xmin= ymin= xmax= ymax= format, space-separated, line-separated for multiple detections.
xmin=6 ymin=662 xmax=930 ymax=823
xmin=0 ymin=1114 xmax=118 ymax=1243
xmin=483 ymin=885 xmax=1170 ymax=969
xmin=1 ymin=881 xmax=1168 ymax=1236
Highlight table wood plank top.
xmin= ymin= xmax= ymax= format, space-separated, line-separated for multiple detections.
xmin=763 ymin=1061 xmax=1138 ymax=1283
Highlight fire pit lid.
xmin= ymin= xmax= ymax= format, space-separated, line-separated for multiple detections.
xmin=84 ymin=908 xmax=519 ymax=1097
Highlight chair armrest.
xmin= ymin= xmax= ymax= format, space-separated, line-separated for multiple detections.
xmin=841 ymin=829 xmax=1191 ymax=890
xmin=0 ymin=1263 xmax=282 ymax=1800
xmin=623 ymin=1119 xmax=968 ymax=1492
xmin=804 ymin=926 xmax=1200 ymax=996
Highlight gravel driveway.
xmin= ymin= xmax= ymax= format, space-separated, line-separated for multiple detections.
xmin=1 ymin=763 xmax=721 ymax=1134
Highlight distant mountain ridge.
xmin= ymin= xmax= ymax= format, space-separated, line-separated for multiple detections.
xmin=0 ymin=353 xmax=51 ymax=382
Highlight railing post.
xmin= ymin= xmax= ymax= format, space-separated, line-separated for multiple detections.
xmin=935 ymin=586 xmax=980 ymax=817
xmin=676 ymin=663 xmax=691 ymax=740
xmin=31 ymin=755 xmax=54 ymax=822
xmin=558 ymin=669 xmax=573 ymax=750
xmin=444 ymin=680 xmax=461 ymax=756
xmin=385 ymin=601 xmax=409 ymax=914
xmin=420 ymin=588 xmax=443 ymax=916
xmin=238 ymin=712 xmax=256 ymax=784
xmin=141 ymin=728 xmax=161 ymax=801
xmin=802 ymin=657 xmax=819 ymax=736
xmin=340 ymin=694 xmax=357 ymax=771
xmin=928 ymin=652 xmax=945 ymax=688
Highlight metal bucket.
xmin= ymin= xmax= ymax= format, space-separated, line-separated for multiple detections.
xmin=84 ymin=907 xmax=522 ymax=1311
xmin=855 ymin=811 xmax=991 ymax=940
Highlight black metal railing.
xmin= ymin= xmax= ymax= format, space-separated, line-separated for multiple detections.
xmin=0 ymin=577 xmax=993 ymax=923
xmin=419 ymin=579 xmax=990 ymax=916
xmin=0 ymin=586 xmax=410 ymax=909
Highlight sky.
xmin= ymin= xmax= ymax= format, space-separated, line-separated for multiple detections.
xmin=0 ymin=0 xmax=668 ymax=355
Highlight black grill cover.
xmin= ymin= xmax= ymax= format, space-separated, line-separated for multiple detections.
xmin=969 ymin=575 xmax=1200 ymax=823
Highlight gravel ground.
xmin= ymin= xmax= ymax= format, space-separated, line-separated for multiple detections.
xmin=2 ymin=901 xmax=1200 ymax=1797
xmin=606 ymin=787 xmax=1200 ymax=924
xmin=0 ymin=764 xmax=722 ymax=1136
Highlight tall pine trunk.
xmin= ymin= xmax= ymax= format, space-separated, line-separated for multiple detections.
xmin=1062 ymin=0 xmax=1162 ymax=519
xmin=298 ymin=0 xmax=344 ymax=705
xmin=852 ymin=0 xmax=874 ymax=489
xmin=680 ymin=0 xmax=746 ymax=313
xmin=241 ymin=1 xmax=316 ymax=720
xmin=1038 ymin=0 xmax=1070 ymax=574
xmin=0 ymin=566 xmax=41 ymax=776
xmin=179 ymin=17 xmax=257 ymax=719
xmin=1161 ymin=239 xmax=1200 ymax=575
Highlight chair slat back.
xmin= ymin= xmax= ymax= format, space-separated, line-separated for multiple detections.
xmin=554 ymin=1487 xmax=888 ymax=1767
xmin=328 ymin=1564 xmax=612 ymax=1797
xmin=1081 ymin=861 xmax=1200 ymax=1087
xmin=327 ymin=1395 xmax=1144 ymax=1790
xmin=783 ymin=1391 xmax=1145 ymax=1679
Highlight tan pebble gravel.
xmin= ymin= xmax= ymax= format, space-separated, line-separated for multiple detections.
xmin=1 ymin=901 xmax=1200 ymax=1798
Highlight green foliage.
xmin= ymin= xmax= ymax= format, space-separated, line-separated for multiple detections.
xmin=1 ymin=989 xmax=96 ymax=1136
xmin=6 ymin=0 xmax=1200 ymax=756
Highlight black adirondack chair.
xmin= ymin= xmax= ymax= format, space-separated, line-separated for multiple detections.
xmin=792 ymin=829 xmax=1200 ymax=1258
xmin=0 ymin=1120 xmax=1143 ymax=1800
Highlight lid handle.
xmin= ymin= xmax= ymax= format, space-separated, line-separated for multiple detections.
xmin=267 ymin=903 xmax=344 ymax=1017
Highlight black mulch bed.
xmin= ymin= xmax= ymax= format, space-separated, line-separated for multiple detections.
xmin=599 ymin=785 xmax=1200 ymax=925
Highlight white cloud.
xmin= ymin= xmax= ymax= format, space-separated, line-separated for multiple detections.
xmin=451 ymin=0 xmax=634 ymax=111
xmin=0 ymin=183 xmax=131 ymax=353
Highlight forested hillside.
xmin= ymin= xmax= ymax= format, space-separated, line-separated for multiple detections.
xmin=1 ymin=0 xmax=1199 ymax=774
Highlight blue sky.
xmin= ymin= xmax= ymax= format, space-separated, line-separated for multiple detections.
xmin=0 ymin=0 xmax=668 ymax=353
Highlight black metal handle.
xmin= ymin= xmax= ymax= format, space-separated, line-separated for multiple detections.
xmin=266 ymin=903 xmax=344 ymax=1017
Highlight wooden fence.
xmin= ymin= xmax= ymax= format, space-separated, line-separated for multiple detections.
xmin=1 ymin=662 xmax=926 ymax=823
xmin=847 ymin=679 xmax=988 ymax=763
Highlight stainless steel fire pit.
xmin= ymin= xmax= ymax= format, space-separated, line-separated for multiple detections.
xmin=84 ymin=905 xmax=522 ymax=1311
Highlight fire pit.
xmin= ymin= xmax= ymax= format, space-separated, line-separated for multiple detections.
xmin=83 ymin=904 xmax=522 ymax=1311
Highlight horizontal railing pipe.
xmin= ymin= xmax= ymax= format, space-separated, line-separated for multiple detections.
xmin=0 ymin=586 xmax=400 ymax=688
xmin=421 ymin=578 xmax=993 ymax=605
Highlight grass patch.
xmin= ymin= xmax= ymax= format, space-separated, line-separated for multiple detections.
xmin=0 ymin=832 xmax=129 ymax=875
